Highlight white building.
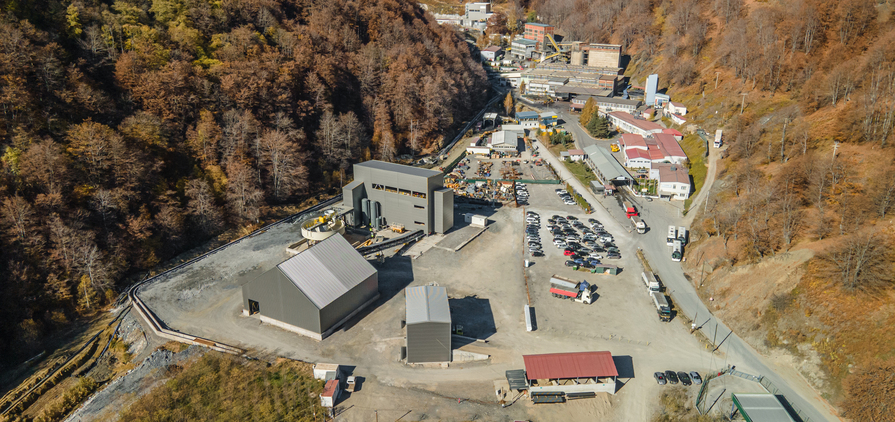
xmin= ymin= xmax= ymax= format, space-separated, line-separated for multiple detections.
xmin=624 ymin=148 xmax=652 ymax=168
xmin=669 ymin=113 xmax=688 ymax=125
xmin=481 ymin=45 xmax=503 ymax=61
xmin=665 ymin=101 xmax=687 ymax=116
xmin=607 ymin=111 xmax=664 ymax=138
xmin=490 ymin=130 xmax=521 ymax=152
xmin=511 ymin=38 xmax=538 ymax=60
xmin=515 ymin=111 xmax=540 ymax=128
xmin=461 ymin=2 xmax=492 ymax=29
xmin=568 ymin=149 xmax=587 ymax=161
xmin=650 ymin=163 xmax=690 ymax=200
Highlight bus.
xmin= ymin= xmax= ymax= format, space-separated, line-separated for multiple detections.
xmin=714 ymin=129 xmax=723 ymax=148
xmin=671 ymin=240 xmax=683 ymax=262
xmin=667 ymin=226 xmax=677 ymax=246
xmin=677 ymin=227 xmax=688 ymax=246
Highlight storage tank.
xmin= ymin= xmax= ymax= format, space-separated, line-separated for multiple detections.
xmin=570 ymin=51 xmax=584 ymax=66
xmin=371 ymin=201 xmax=380 ymax=229
xmin=361 ymin=198 xmax=370 ymax=225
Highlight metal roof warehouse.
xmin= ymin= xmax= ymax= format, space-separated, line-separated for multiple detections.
xmin=523 ymin=351 xmax=618 ymax=380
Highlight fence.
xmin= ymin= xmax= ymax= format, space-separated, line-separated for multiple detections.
xmin=460 ymin=178 xmax=562 ymax=184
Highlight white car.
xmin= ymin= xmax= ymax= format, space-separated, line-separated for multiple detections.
xmin=588 ymin=253 xmax=603 ymax=260
xmin=557 ymin=190 xmax=568 ymax=195
xmin=553 ymin=240 xmax=567 ymax=248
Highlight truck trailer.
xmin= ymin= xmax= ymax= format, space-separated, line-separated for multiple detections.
xmin=623 ymin=200 xmax=638 ymax=218
xmin=666 ymin=226 xmax=677 ymax=246
xmin=642 ymin=271 xmax=660 ymax=293
xmin=631 ymin=215 xmax=646 ymax=234
xmin=549 ymin=275 xmax=593 ymax=304
xmin=671 ymin=239 xmax=683 ymax=262
xmin=677 ymin=227 xmax=688 ymax=246
xmin=714 ymin=129 xmax=723 ymax=148
xmin=651 ymin=291 xmax=672 ymax=321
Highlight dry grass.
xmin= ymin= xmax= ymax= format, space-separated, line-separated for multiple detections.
xmin=120 ymin=352 xmax=327 ymax=421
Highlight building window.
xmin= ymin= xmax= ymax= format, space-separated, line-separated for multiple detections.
xmin=248 ymin=300 xmax=260 ymax=315
xmin=372 ymin=184 xmax=384 ymax=190
xmin=414 ymin=221 xmax=425 ymax=226
xmin=385 ymin=186 xmax=398 ymax=193
xmin=398 ymin=188 xmax=411 ymax=196
xmin=414 ymin=205 xmax=425 ymax=209
xmin=412 ymin=191 xmax=427 ymax=199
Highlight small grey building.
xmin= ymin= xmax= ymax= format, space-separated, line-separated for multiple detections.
xmin=405 ymin=286 xmax=451 ymax=363
xmin=241 ymin=235 xmax=379 ymax=341
xmin=342 ymin=160 xmax=454 ymax=234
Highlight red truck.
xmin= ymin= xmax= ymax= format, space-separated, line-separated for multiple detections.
xmin=623 ymin=200 xmax=638 ymax=218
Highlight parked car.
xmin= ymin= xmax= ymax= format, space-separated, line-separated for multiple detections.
xmin=689 ymin=372 xmax=702 ymax=385
xmin=531 ymin=251 xmax=544 ymax=257
xmin=563 ymin=249 xmax=575 ymax=256
xmin=564 ymin=260 xmax=576 ymax=267
xmin=665 ymin=371 xmax=679 ymax=384
xmin=566 ymin=216 xmax=578 ymax=220
xmin=654 ymin=372 xmax=667 ymax=385
xmin=677 ymin=372 xmax=692 ymax=386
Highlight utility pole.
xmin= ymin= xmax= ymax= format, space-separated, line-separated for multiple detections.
xmin=739 ymin=93 xmax=747 ymax=114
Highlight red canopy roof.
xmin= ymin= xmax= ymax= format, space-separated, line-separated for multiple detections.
xmin=322 ymin=380 xmax=339 ymax=398
xmin=523 ymin=351 xmax=618 ymax=380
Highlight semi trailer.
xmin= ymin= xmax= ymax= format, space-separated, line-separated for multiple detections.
xmin=671 ymin=239 xmax=683 ymax=262
xmin=642 ymin=271 xmax=660 ymax=293
xmin=651 ymin=291 xmax=672 ymax=321
xmin=631 ymin=215 xmax=646 ymax=234
xmin=549 ymin=275 xmax=593 ymax=304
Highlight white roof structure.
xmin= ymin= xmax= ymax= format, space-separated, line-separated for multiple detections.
xmin=732 ymin=393 xmax=797 ymax=422
xmin=491 ymin=130 xmax=520 ymax=148
xmin=405 ymin=286 xmax=450 ymax=324
xmin=277 ymin=235 xmax=376 ymax=309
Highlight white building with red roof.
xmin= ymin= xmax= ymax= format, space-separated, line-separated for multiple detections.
xmin=665 ymin=101 xmax=687 ymax=116
xmin=625 ymin=148 xmax=652 ymax=168
xmin=669 ymin=113 xmax=688 ymax=125
xmin=607 ymin=111 xmax=664 ymax=138
xmin=653 ymin=133 xmax=687 ymax=164
xmin=650 ymin=163 xmax=690 ymax=200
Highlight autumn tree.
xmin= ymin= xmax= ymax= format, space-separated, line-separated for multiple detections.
xmin=820 ymin=229 xmax=893 ymax=292
xmin=579 ymin=98 xmax=597 ymax=126
xmin=841 ymin=358 xmax=895 ymax=421
xmin=504 ymin=93 xmax=514 ymax=117
xmin=225 ymin=160 xmax=263 ymax=223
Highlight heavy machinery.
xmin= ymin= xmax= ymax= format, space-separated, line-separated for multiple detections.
xmin=390 ymin=224 xmax=406 ymax=234
xmin=549 ymin=275 xmax=593 ymax=304
xmin=610 ymin=144 xmax=620 ymax=152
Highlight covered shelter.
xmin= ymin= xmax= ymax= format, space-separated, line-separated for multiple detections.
xmin=405 ymin=286 xmax=452 ymax=363
xmin=583 ymin=145 xmax=632 ymax=186
xmin=241 ymin=235 xmax=379 ymax=340
xmin=730 ymin=393 xmax=797 ymax=422
xmin=523 ymin=351 xmax=619 ymax=394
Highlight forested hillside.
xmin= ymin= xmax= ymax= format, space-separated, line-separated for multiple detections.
xmin=0 ymin=0 xmax=487 ymax=365
xmin=529 ymin=0 xmax=895 ymax=417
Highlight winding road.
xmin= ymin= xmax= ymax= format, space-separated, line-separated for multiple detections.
xmin=531 ymin=113 xmax=839 ymax=422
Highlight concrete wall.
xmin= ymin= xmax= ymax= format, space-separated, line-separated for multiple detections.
xmin=406 ymin=321 xmax=452 ymax=363
xmin=433 ymin=188 xmax=454 ymax=234
xmin=587 ymin=45 xmax=620 ymax=68
xmin=242 ymin=268 xmax=322 ymax=335
xmin=343 ymin=180 xmax=365 ymax=226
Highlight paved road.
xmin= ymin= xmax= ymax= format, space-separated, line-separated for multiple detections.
xmin=533 ymin=137 xmax=839 ymax=422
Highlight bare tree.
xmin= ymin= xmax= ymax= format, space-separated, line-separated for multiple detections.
xmin=259 ymin=130 xmax=308 ymax=201
xmin=0 ymin=195 xmax=34 ymax=243
xmin=186 ymin=179 xmax=223 ymax=234
xmin=226 ymin=160 xmax=264 ymax=223
xmin=821 ymin=229 xmax=892 ymax=292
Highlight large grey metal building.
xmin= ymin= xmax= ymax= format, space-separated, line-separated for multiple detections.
xmin=241 ymin=235 xmax=379 ymax=340
xmin=342 ymin=161 xmax=454 ymax=234
xmin=405 ymin=286 xmax=452 ymax=363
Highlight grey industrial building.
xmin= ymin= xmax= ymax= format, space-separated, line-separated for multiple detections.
xmin=342 ymin=161 xmax=454 ymax=234
xmin=241 ymin=235 xmax=379 ymax=340
xmin=405 ymin=286 xmax=452 ymax=363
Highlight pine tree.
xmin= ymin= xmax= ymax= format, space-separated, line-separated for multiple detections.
xmin=587 ymin=114 xmax=611 ymax=138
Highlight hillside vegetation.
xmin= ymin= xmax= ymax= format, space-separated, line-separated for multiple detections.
xmin=120 ymin=353 xmax=327 ymax=421
xmin=0 ymin=0 xmax=487 ymax=367
xmin=530 ymin=0 xmax=895 ymax=417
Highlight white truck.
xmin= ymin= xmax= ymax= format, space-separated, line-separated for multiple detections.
xmin=631 ymin=215 xmax=646 ymax=234
xmin=671 ymin=239 xmax=683 ymax=262
xmin=666 ymin=226 xmax=677 ymax=246
xmin=549 ymin=275 xmax=593 ymax=304
xmin=642 ymin=271 xmax=660 ymax=293
xmin=651 ymin=291 xmax=672 ymax=322
xmin=714 ymin=129 xmax=723 ymax=148
xmin=677 ymin=226 xmax=688 ymax=246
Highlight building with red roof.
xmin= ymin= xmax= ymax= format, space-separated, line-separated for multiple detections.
xmin=625 ymin=148 xmax=652 ymax=168
xmin=320 ymin=379 xmax=340 ymax=408
xmin=669 ymin=113 xmax=688 ymax=125
xmin=523 ymin=351 xmax=619 ymax=395
xmin=619 ymin=133 xmax=647 ymax=151
xmin=662 ymin=128 xmax=683 ymax=141
xmin=653 ymin=133 xmax=687 ymax=164
xmin=607 ymin=111 xmax=664 ymax=138
xmin=650 ymin=163 xmax=690 ymax=200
